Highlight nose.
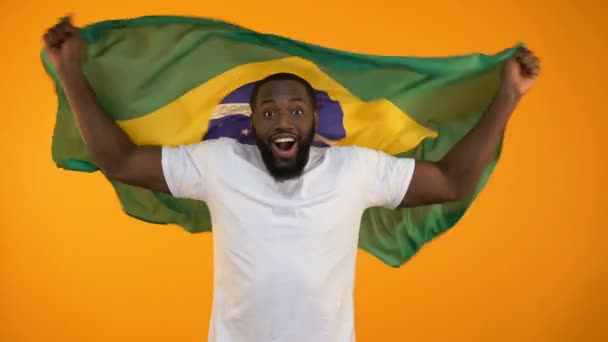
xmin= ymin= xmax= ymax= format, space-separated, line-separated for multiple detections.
xmin=275 ymin=111 xmax=294 ymax=129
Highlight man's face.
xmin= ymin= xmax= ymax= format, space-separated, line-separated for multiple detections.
xmin=251 ymin=79 xmax=319 ymax=181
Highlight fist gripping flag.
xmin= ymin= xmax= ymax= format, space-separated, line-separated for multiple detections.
xmin=41 ymin=15 xmax=520 ymax=267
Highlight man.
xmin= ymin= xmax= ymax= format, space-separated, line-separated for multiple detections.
xmin=43 ymin=17 xmax=539 ymax=342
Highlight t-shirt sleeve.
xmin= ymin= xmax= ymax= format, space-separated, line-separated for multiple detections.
xmin=161 ymin=142 xmax=211 ymax=201
xmin=355 ymin=147 xmax=416 ymax=209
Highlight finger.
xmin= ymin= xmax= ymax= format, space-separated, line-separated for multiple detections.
xmin=517 ymin=52 xmax=539 ymax=72
xmin=64 ymin=22 xmax=76 ymax=35
xmin=516 ymin=46 xmax=529 ymax=55
xmin=522 ymin=66 xmax=534 ymax=77
xmin=43 ymin=17 xmax=71 ymax=48
xmin=59 ymin=15 xmax=78 ymax=36
xmin=51 ymin=26 xmax=68 ymax=47
xmin=520 ymin=50 xmax=533 ymax=61
xmin=530 ymin=65 xmax=541 ymax=76
xmin=55 ymin=24 xmax=72 ymax=40
xmin=524 ymin=63 xmax=541 ymax=77
xmin=523 ymin=52 xmax=536 ymax=66
xmin=521 ymin=65 xmax=539 ymax=75
xmin=61 ymin=14 xmax=73 ymax=25
xmin=45 ymin=27 xmax=60 ymax=47
xmin=62 ymin=15 xmax=74 ymax=27
xmin=524 ymin=56 xmax=540 ymax=72
xmin=514 ymin=50 xmax=529 ymax=64
xmin=43 ymin=31 xmax=52 ymax=48
xmin=517 ymin=47 xmax=534 ymax=57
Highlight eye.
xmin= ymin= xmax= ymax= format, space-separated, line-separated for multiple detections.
xmin=263 ymin=110 xmax=275 ymax=118
xmin=291 ymin=109 xmax=304 ymax=115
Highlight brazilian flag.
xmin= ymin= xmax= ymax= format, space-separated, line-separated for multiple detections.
xmin=41 ymin=15 xmax=521 ymax=267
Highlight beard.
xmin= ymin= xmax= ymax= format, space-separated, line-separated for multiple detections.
xmin=255 ymin=126 xmax=316 ymax=182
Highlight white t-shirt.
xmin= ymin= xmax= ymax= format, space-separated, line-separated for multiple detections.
xmin=161 ymin=138 xmax=415 ymax=342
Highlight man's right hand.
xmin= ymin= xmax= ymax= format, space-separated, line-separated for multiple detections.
xmin=42 ymin=16 xmax=171 ymax=195
xmin=43 ymin=16 xmax=84 ymax=75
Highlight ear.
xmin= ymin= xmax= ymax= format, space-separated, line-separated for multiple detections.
xmin=313 ymin=109 xmax=320 ymax=127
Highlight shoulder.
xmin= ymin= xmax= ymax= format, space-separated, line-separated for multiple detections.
xmin=162 ymin=138 xmax=245 ymax=167
xmin=324 ymin=145 xmax=384 ymax=163
xmin=307 ymin=146 xmax=380 ymax=176
xmin=197 ymin=137 xmax=240 ymax=150
xmin=178 ymin=137 xmax=241 ymax=154
xmin=324 ymin=145 xmax=416 ymax=175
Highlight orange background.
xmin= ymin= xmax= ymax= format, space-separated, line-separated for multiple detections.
xmin=0 ymin=0 xmax=606 ymax=341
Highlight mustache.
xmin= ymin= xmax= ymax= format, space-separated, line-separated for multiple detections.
xmin=254 ymin=125 xmax=316 ymax=182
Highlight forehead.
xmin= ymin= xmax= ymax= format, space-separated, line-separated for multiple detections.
xmin=256 ymin=79 xmax=312 ymax=103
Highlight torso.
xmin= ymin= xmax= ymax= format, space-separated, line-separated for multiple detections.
xmin=204 ymin=140 xmax=367 ymax=342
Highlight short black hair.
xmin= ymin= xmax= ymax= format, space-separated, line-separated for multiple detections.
xmin=249 ymin=73 xmax=317 ymax=110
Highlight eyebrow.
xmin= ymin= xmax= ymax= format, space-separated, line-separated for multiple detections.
xmin=259 ymin=97 xmax=306 ymax=105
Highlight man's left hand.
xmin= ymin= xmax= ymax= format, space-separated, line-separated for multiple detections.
xmin=502 ymin=47 xmax=541 ymax=98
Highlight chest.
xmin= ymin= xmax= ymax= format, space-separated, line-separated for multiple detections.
xmin=207 ymin=158 xmax=365 ymax=248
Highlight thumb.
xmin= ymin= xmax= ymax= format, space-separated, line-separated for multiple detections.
xmin=60 ymin=15 xmax=77 ymax=34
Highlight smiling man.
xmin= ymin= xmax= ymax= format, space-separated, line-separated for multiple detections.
xmin=250 ymin=73 xmax=319 ymax=181
xmin=44 ymin=17 xmax=539 ymax=342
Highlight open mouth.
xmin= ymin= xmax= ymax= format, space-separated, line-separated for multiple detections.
xmin=271 ymin=135 xmax=298 ymax=160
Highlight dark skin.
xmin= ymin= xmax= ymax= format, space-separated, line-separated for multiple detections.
xmin=43 ymin=17 xmax=540 ymax=208
xmin=44 ymin=18 xmax=169 ymax=193
xmin=402 ymin=48 xmax=540 ymax=207
xmin=251 ymin=80 xmax=319 ymax=170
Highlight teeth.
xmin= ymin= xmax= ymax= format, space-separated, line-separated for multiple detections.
xmin=274 ymin=137 xmax=295 ymax=143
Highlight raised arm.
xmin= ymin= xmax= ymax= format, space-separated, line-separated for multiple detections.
xmin=400 ymin=48 xmax=540 ymax=207
xmin=44 ymin=18 xmax=170 ymax=193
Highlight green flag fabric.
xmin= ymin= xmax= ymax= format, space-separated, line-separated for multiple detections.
xmin=41 ymin=15 xmax=520 ymax=267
